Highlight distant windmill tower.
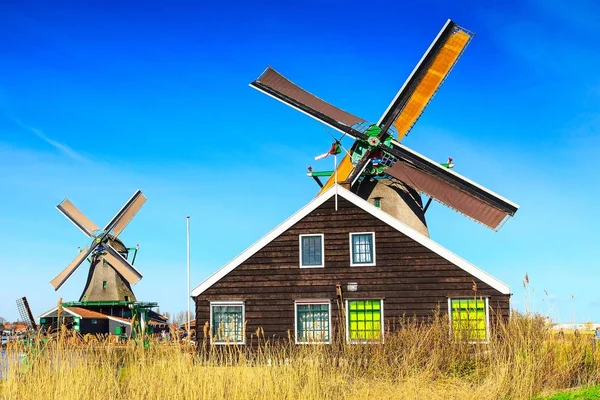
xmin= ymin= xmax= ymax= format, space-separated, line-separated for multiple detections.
xmin=51 ymin=190 xmax=146 ymax=302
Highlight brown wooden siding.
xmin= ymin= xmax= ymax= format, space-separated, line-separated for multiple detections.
xmin=195 ymin=197 xmax=510 ymax=342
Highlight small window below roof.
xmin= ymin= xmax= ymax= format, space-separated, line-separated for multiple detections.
xmin=350 ymin=232 xmax=375 ymax=266
xmin=299 ymin=234 xmax=324 ymax=268
xmin=373 ymin=197 xmax=381 ymax=208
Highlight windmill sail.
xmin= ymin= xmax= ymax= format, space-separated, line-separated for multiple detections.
xmin=52 ymin=190 xmax=146 ymax=293
xmin=250 ymin=67 xmax=366 ymax=137
xmin=57 ymin=199 xmax=99 ymax=237
xmin=385 ymin=142 xmax=519 ymax=230
xmin=104 ymin=244 xmax=143 ymax=285
xmin=50 ymin=247 xmax=93 ymax=290
xmin=102 ymin=190 xmax=146 ymax=238
xmin=377 ymin=20 xmax=473 ymax=140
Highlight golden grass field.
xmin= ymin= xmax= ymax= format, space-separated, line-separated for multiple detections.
xmin=1 ymin=312 xmax=599 ymax=400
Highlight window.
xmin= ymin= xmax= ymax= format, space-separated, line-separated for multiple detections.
xmin=347 ymin=300 xmax=383 ymax=343
xmin=373 ymin=198 xmax=381 ymax=208
xmin=210 ymin=302 xmax=245 ymax=344
xmin=449 ymin=298 xmax=489 ymax=341
xmin=350 ymin=233 xmax=375 ymax=266
xmin=103 ymin=281 xmax=107 ymax=289
xmin=295 ymin=301 xmax=331 ymax=344
xmin=299 ymin=234 xmax=324 ymax=268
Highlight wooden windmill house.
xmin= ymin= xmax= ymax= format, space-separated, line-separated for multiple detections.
xmin=193 ymin=19 xmax=520 ymax=345
xmin=39 ymin=190 xmax=168 ymax=337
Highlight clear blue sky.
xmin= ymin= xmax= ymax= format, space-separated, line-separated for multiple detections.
xmin=1 ymin=0 xmax=599 ymax=323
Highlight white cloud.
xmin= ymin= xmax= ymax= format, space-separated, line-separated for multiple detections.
xmin=7 ymin=115 xmax=89 ymax=163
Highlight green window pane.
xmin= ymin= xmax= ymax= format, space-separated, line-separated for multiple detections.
xmin=451 ymin=298 xmax=487 ymax=341
xmin=348 ymin=300 xmax=382 ymax=343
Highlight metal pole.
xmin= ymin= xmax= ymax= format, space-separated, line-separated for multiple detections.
xmin=334 ymin=153 xmax=338 ymax=211
xmin=186 ymin=216 xmax=191 ymax=339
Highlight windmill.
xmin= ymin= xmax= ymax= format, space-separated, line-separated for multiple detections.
xmin=51 ymin=190 xmax=146 ymax=302
xmin=250 ymin=19 xmax=519 ymax=233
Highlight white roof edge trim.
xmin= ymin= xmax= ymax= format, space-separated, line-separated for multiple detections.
xmin=191 ymin=190 xmax=334 ymax=297
xmin=392 ymin=140 xmax=520 ymax=209
xmin=39 ymin=306 xmax=59 ymax=319
xmin=39 ymin=306 xmax=82 ymax=319
xmin=339 ymin=187 xmax=510 ymax=294
xmin=106 ymin=316 xmax=132 ymax=325
xmin=192 ymin=185 xmax=510 ymax=296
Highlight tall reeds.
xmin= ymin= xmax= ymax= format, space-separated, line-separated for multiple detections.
xmin=1 ymin=311 xmax=598 ymax=400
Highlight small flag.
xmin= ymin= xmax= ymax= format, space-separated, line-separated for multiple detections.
xmin=315 ymin=142 xmax=341 ymax=161
xmin=440 ymin=157 xmax=454 ymax=169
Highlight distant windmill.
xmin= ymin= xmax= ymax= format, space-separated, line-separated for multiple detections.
xmin=51 ymin=190 xmax=146 ymax=302
xmin=251 ymin=19 xmax=518 ymax=232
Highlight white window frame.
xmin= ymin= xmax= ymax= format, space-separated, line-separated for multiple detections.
xmin=209 ymin=301 xmax=245 ymax=345
xmin=294 ymin=300 xmax=331 ymax=344
xmin=299 ymin=234 xmax=325 ymax=268
xmin=349 ymin=232 xmax=376 ymax=267
xmin=447 ymin=297 xmax=490 ymax=343
xmin=345 ymin=299 xmax=384 ymax=344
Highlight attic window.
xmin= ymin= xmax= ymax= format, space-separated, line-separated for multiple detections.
xmin=103 ymin=281 xmax=107 ymax=289
xmin=299 ymin=234 xmax=324 ymax=268
xmin=350 ymin=232 xmax=375 ymax=266
xmin=373 ymin=197 xmax=381 ymax=208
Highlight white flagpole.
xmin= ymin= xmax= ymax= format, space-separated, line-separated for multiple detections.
xmin=334 ymin=152 xmax=338 ymax=211
xmin=186 ymin=216 xmax=191 ymax=339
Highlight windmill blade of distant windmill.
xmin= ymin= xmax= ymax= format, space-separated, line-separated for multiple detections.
xmin=111 ymin=192 xmax=147 ymax=238
xmin=385 ymin=143 xmax=519 ymax=230
xmin=250 ymin=67 xmax=367 ymax=138
xmin=102 ymin=190 xmax=146 ymax=238
xmin=56 ymin=198 xmax=99 ymax=237
xmin=377 ymin=20 xmax=473 ymax=141
xmin=51 ymin=246 xmax=94 ymax=290
xmin=104 ymin=244 xmax=143 ymax=285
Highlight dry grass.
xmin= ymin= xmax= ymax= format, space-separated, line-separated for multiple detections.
xmin=1 ymin=311 xmax=599 ymax=400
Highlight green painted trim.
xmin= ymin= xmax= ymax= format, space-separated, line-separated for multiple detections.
xmin=62 ymin=301 xmax=159 ymax=308
xmin=307 ymin=171 xmax=334 ymax=177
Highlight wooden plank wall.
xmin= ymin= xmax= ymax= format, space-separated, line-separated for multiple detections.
xmin=195 ymin=197 xmax=510 ymax=342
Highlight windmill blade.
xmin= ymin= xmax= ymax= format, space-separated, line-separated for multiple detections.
xmin=104 ymin=243 xmax=143 ymax=285
xmin=102 ymin=190 xmax=146 ymax=238
xmin=317 ymin=152 xmax=356 ymax=195
xmin=384 ymin=143 xmax=519 ymax=230
xmin=51 ymin=246 xmax=95 ymax=290
xmin=377 ymin=20 xmax=473 ymax=140
xmin=250 ymin=67 xmax=366 ymax=137
xmin=56 ymin=198 xmax=99 ymax=237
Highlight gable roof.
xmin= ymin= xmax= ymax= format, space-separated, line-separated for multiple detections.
xmin=191 ymin=185 xmax=510 ymax=296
